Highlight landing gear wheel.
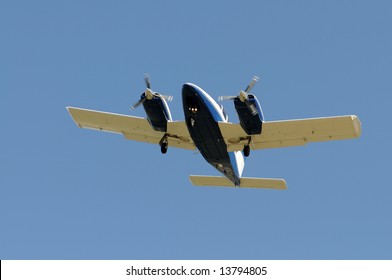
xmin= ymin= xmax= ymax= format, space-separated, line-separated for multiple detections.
xmin=159 ymin=134 xmax=168 ymax=154
xmin=243 ymin=145 xmax=250 ymax=157
xmin=160 ymin=143 xmax=168 ymax=154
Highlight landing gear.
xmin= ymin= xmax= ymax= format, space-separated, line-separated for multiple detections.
xmin=243 ymin=145 xmax=250 ymax=157
xmin=160 ymin=142 xmax=168 ymax=154
xmin=159 ymin=134 xmax=168 ymax=154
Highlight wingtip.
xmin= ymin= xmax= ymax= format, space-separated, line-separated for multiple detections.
xmin=278 ymin=179 xmax=288 ymax=190
xmin=351 ymin=115 xmax=362 ymax=138
xmin=65 ymin=106 xmax=82 ymax=128
xmin=66 ymin=106 xmax=77 ymax=113
xmin=66 ymin=106 xmax=77 ymax=117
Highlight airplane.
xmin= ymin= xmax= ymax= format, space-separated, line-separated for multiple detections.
xmin=67 ymin=75 xmax=361 ymax=190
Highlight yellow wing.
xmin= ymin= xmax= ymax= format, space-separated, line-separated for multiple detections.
xmin=189 ymin=175 xmax=287 ymax=189
xmin=67 ymin=107 xmax=195 ymax=150
xmin=218 ymin=115 xmax=361 ymax=152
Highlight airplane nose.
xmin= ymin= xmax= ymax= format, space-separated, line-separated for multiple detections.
xmin=182 ymin=83 xmax=197 ymax=97
xmin=182 ymin=83 xmax=200 ymax=112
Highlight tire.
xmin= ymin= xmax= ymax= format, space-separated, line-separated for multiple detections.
xmin=160 ymin=143 xmax=168 ymax=154
xmin=243 ymin=145 xmax=250 ymax=157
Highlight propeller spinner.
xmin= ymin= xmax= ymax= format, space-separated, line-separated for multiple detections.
xmin=219 ymin=76 xmax=260 ymax=116
xmin=130 ymin=74 xmax=173 ymax=110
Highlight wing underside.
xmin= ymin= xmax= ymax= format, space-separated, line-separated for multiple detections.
xmin=219 ymin=115 xmax=361 ymax=152
xmin=68 ymin=108 xmax=361 ymax=152
xmin=67 ymin=107 xmax=195 ymax=150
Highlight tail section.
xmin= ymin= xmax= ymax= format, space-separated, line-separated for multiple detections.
xmin=189 ymin=175 xmax=287 ymax=190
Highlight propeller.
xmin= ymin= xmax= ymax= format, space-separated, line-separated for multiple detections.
xmin=218 ymin=76 xmax=260 ymax=116
xmin=130 ymin=74 xmax=173 ymax=110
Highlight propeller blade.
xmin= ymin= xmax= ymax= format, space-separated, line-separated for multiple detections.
xmin=244 ymin=76 xmax=260 ymax=93
xmin=218 ymin=96 xmax=237 ymax=101
xmin=144 ymin=74 xmax=151 ymax=89
xmin=130 ymin=97 xmax=146 ymax=110
xmin=161 ymin=95 xmax=174 ymax=102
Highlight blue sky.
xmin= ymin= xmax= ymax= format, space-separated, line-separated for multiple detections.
xmin=1 ymin=1 xmax=391 ymax=259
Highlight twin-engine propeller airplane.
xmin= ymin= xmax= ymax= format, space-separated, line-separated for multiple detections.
xmin=67 ymin=75 xmax=361 ymax=190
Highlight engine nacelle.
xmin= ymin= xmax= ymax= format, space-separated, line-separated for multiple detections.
xmin=142 ymin=93 xmax=172 ymax=132
xmin=234 ymin=95 xmax=264 ymax=135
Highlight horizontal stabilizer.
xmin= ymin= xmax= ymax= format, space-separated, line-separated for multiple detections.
xmin=189 ymin=175 xmax=287 ymax=190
